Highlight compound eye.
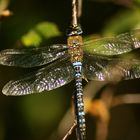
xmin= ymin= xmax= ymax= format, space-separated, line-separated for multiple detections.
xmin=66 ymin=25 xmax=83 ymax=36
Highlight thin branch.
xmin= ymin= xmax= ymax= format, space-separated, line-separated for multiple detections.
xmin=112 ymin=93 xmax=140 ymax=107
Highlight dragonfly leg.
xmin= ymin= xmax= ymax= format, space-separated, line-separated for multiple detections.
xmin=82 ymin=76 xmax=89 ymax=83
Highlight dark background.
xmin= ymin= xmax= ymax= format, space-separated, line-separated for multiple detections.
xmin=0 ymin=0 xmax=140 ymax=140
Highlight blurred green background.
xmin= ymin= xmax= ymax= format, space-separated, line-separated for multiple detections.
xmin=0 ymin=0 xmax=140 ymax=140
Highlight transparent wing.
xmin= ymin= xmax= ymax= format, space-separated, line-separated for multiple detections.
xmin=83 ymin=29 xmax=140 ymax=55
xmin=0 ymin=44 xmax=68 ymax=67
xmin=2 ymin=59 xmax=74 ymax=96
xmin=83 ymin=54 xmax=140 ymax=81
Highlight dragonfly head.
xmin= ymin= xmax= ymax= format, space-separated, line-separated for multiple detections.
xmin=66 ymin=24 xmax=83 ymax=36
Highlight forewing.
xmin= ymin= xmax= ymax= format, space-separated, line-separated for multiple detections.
xmin=84 ymin=29 xmax=140 ymax=55
xmin=83 ymin=54 xmax=140 ymax=81
xmin=2 ymin=59 xmax=74 ymax=96
xmin=0 ymin=44 xmax=68 ymax=67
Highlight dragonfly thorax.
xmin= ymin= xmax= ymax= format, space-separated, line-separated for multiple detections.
xmin=67 ymin=35 xmax=83 ymax=63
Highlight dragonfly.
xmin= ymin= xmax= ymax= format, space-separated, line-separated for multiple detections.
xmin=1 ymin=0 xmax=140 ymax=140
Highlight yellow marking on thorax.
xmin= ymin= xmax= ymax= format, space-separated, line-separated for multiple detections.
xmin=67 ymin=35 xmax=83 ymax=63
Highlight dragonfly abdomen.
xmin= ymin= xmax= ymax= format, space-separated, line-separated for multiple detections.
xmin=73 ymin=61 xmax=86 ymax=140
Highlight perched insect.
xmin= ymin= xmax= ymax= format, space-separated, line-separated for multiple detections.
xmin=1 ymin=0 xmax=140 ymax=139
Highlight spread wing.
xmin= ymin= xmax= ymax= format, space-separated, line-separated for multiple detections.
xmin=2 ymin=59 xmax=74 ymax=96
xmin=0 ymin=44 xmax=68 ymax=67
xmin=84 ymin=29 xmax=140 ymax=56
xmin=83 ymin=54 xmax=140 ymax=81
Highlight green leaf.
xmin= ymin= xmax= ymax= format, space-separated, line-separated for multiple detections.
xmin=21 ymin=30 xmax=42 ymax=47
xmin=21 ymin=22 xmax=61 ymax=47
xmin=36 ymin=22 xmax=61 ymax=39
xmin=103 ymin=9 xmax=140 ymax=35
